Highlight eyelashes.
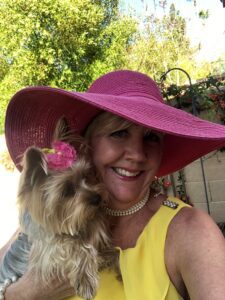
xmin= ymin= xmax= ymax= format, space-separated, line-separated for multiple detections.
xmin=109 ymin=129 xmax=163 ymax=143
xmin=110 ymin=129 xmax=128 ymax=138
xmin=144 ymin=131 xmax=161 ymax=143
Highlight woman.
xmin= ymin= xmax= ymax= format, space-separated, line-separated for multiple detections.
xmin=1 ymin=70 xmax=225 ymax=299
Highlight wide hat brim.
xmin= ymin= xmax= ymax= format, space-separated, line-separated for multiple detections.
xmin=5 ymin=70 xmax=225 ymax=177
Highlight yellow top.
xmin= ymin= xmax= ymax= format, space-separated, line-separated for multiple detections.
xmin=65 ymin=197 xmax=189 ymax=300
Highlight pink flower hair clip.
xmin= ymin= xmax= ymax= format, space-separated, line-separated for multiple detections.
xmin=42 ymin=141 xmax=77 ymax=171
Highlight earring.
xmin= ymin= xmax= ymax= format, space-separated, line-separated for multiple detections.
xmin=151 ymin=176 xmax=164 ymax=197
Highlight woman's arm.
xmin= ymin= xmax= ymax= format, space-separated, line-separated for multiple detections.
xmin=4 ymin=271 xmax=75 ymax=300
xmin=168 ymin=207 xmax=225 ymax=300
xmin=0 ymin=231 xmax=75 ymax=300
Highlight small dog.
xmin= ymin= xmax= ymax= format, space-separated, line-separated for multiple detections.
xmin=0 ymin=119 xmax=120 ymax=299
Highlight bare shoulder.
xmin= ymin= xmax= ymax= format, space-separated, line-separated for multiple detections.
xmin=169 ymin=205 xmax=225 ymax=245
xmin=167 ymin=206 xmax=225 ymax=300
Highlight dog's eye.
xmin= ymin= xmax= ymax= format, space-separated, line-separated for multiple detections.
xmin=90 ymin=194 xmax=101 ymax=206
xmin=62 ymin=181 xmax=75 ymax=198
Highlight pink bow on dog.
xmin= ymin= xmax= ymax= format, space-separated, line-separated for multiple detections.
xmin=43 ymin=141 xmax=77 ymax=170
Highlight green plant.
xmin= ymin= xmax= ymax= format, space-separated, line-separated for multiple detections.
xmin=0 ymin=150 xmax=15 ymax=172
xmin=160 ymin=74 xmax=225 ymax=126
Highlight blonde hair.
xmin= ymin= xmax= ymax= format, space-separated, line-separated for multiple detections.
xmin=85 ymin=112 xmax=133 ymax=140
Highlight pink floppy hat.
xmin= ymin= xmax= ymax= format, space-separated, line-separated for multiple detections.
xmin=5 ymin=70 xmax=225 ymax=177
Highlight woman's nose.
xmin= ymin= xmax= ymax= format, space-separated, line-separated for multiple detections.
xmin=125 ymin=139 xmax=147 ymax=162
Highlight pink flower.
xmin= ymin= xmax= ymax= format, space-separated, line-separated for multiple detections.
xmin=45 ymin=141 xmax=77 ymax=170
xmin=163 ymin=179 xmax=172 ymax=188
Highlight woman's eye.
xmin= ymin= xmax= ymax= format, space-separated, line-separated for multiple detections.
xmin=110 ymin=129 xmax=128 ymax=138
xmin=144 ymin=131 xmax=161 ymax=143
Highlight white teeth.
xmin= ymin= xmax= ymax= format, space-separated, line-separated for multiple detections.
xmin=114 ymin=168 xmax=140 ymax=177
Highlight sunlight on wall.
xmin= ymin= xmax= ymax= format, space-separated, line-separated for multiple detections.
xmin=0 ymin=136 xmax=19 ymax=247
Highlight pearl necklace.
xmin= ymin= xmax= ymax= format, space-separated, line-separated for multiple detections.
xmin=104 ymin=189 xmax=150 ymax=217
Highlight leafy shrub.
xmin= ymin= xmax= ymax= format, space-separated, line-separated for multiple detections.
xmin=0 ymin=150 xmax=15 ymax=172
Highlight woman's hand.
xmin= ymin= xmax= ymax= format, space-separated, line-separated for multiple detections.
xmin=5 ymin=270 xmax=75 ymax=300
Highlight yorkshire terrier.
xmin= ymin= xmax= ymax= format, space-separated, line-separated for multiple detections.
xmin=0 ymin=119 xmax=120 ymax=299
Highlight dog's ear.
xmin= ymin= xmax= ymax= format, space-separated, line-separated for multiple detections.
xmin=53 ymin=117 xmax=70 ymax=142
xmin=21 ymin=147 xmax=48 ymax=187
xmin=53 ymin=117 xmax=90 ymax=157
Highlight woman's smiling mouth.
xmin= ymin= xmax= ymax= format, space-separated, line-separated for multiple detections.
xmin=112 ymin=167 xmax=142 ymax=178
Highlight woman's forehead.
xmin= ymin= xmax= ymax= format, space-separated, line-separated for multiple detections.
xmin=132 ymin=123 xmax=164 ymax=135
xmin=87 ymin=111 xmax=165 ymax=137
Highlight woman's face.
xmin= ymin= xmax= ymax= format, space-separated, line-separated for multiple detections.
xmin=90 ymin=124 xmax=164 ymax=210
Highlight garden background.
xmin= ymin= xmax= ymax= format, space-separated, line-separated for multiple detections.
xmin=1 ymin=0 xmax=225 ymax=246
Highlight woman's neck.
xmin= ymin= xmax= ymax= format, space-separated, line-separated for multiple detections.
xmin=110 ymin=194 xmax=166 ymax=249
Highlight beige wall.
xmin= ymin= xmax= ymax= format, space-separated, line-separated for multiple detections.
xmin=171 ymin=151 xmax=225 ymax=222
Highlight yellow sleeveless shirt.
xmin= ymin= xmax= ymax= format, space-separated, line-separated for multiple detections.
xmin=65 ymin=197 xmax=189 ymax=300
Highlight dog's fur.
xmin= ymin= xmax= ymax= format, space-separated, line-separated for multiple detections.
xmin=0 ymin=119 xmax=120 ymax=299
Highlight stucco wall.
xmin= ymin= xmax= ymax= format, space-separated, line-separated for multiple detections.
xmin=172 ymin=151 xmax=225 ymax=222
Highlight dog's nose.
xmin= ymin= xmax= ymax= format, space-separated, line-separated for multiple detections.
xmin=90 ymin=194 xmax=101 ymax=205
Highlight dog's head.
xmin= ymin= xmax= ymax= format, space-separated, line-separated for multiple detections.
xmin=18 ymin=118 xmax=108 ymax=238
xmin=18 ymin=146 xmax=107 ymax=236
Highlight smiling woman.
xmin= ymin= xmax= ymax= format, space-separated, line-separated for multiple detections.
xmin=1 ymin=70 xmax=225 ymax=300
xmin=87 ymin=112 xmax=163 ymax=211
